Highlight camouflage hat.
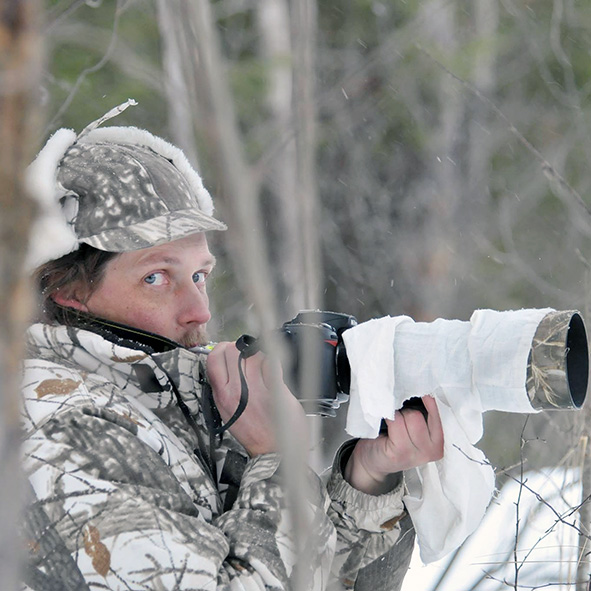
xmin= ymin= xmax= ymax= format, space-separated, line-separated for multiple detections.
xmin=57 ymin=138 xmax=226 ymax=252
xmin=25 ymin=100 xmax=226 ymax=269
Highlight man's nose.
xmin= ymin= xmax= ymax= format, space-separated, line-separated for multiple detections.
xmin=178 ymin=284 xmax=211 ymax=325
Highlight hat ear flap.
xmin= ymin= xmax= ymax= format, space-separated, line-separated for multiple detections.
xmin=25 ymin=129 xmax=80 ymax=271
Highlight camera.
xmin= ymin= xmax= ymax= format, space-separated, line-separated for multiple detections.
xmin=278 ymin=309 xmax=589 ymax=418
xmin=279 ymin=311 xmax=357 ymax=416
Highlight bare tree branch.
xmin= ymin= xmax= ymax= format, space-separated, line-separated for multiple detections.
xmin=169 ymin=2 xmax=316 ymax=588
xmin=45 ymin=0 xmax=123 ymax=133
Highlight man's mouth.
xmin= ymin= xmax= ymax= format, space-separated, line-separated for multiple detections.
xmin=179 ymin=326 xmax=209 ymax=349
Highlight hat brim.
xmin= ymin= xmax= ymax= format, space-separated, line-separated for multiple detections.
xmin=80 ymin=208 xmax=227 ymax=253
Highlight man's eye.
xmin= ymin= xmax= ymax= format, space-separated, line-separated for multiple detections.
xmin=192 ymin=272 xmax=206 ymax=284
xmin=144 ymin=272 xmax=166 ymax=286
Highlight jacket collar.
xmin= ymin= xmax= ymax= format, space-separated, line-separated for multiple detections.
xmin=27 ymin=312 xmax=207 ymax=416
xmin=56 ymin=306 xmax=181 ymax=354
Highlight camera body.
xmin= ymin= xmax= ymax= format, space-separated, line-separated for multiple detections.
xmin=279 ymin=311 xmax=357 ymax=416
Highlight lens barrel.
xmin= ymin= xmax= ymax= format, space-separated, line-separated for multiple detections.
xmin=526 ymin=310 xmax=588 ymax=410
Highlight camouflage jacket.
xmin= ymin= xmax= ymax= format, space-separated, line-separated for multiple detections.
xmin=20 ymin=321 xmax=414 ymax=590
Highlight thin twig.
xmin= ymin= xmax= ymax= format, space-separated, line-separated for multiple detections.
xmin=45 ymin=0 xmax=124 ymax=134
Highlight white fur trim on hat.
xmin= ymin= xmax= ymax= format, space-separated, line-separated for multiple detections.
xmin=25 ymin=128 xmax=79 ymax=271
xmin=24 ymin=99 xmax=220 ymax=272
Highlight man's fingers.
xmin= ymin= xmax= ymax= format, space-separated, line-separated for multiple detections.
xmin=398 ymin=409 xmax=430 ymax=450
xmin=422 ymin=395 xmax=444 ymax=447
xmin=207 ymin=342 xmax=242 ymax=401
xmin=389 ymin=396 xmax=444 ymax=459
xmin=259 ymin=354 xmax=285 ymax=390
xmin=206 ymin=343 xmax=230 ymax=387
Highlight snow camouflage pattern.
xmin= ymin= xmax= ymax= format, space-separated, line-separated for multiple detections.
xmin=20 ymin=322 xmax=415 ymax=590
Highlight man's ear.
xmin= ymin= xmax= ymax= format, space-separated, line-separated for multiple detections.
xmin=51 ymin=286 xmax=89 ymax=312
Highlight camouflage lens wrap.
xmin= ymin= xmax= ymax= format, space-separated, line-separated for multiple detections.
xmin=526 ymin=310 xmax=589 ymax=410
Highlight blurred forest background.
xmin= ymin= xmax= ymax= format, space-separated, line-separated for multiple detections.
xmin=2 ymin=0 xmax=591 ymax=588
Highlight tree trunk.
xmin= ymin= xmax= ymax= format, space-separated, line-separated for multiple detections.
xmin=0 ymin=0 xmax=42 ymax=587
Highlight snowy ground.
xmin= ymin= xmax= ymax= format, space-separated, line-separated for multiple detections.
xmin=401 ymin=467 xmax=584 ymax=591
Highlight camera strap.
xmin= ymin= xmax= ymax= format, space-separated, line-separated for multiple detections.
xmin=210 ymin=334 xmax=260 ymax=435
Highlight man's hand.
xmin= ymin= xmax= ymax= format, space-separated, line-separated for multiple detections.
xmin=206 ymin=341 xmax=308 ymax=457
xmin=344 ymin=395 xmax=444 ymax=495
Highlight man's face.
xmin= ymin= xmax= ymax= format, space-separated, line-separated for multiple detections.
xmin=82 ymin=233 xmax=216 ymax=347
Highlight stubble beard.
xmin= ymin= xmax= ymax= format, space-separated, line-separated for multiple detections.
xmin=179 ymin=325 xmax=210 ymax=348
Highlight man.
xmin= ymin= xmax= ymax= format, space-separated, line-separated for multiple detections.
xmin=21 ymin=110 xmax=443 ymax=590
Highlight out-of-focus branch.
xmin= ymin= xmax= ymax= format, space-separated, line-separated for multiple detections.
xmin=0 ymin=0 xmax=43 ymax=587
xmin=183 ymin=0 xmax=275 ymax=320
xmin=155 ymin=0 xmax=200 ymax=166
xmin=159 ymin=2 xmax=315 ymax=588
xmin=291 ymin=0 xmax=321 ymax=310
xmin=255 ymin=0 xmax=302 ymax=317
